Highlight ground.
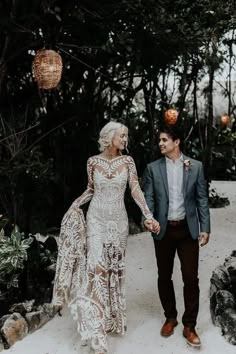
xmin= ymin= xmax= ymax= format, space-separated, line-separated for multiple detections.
xmin=4 ymin=181 xmax=236 ymax=354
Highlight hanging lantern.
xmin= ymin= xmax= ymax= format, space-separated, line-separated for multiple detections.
xmin=221 ymin=114 xmax=230 ymax=125
xmin=164 ymin=108 xmax=178 ymax=125
xmin=32 ymin=49 xmax=62 ymax=89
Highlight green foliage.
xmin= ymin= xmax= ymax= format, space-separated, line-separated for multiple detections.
xmin=38 ymin=240 xmax=58 ymax=266
xmin=0 ymin=226 xmax=57 ymax=316
xmin=23 ymin=234 xmax=58 ymax=304
xmin=211 ymin=126 xmax=236 ymax=180
xmin=0 ymin=225 xmax=33 ymax=288
xmin=0 ymin=214 xmax=8 ymax=230
xmin=184 ymin=137 xmax=203 ymax=160
xmin=216 ymin=128 xmax=236 ymax=145
xmin=0 ymin=0 xmax=235 ymax=231
xmin=0 ymin=113 xmax=55 ymax=232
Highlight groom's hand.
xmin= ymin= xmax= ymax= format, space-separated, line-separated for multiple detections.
xmin=144 ymin=219 xmax=160 ymax=234
xmin=198 ymin=232 xmax=210 ymax=247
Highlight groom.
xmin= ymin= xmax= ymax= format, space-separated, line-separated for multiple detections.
xmin=142 ymin=125 xmax=210 ymax=347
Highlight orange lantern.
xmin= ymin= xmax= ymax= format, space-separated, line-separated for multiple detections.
xmin=221 ymin=114 xmax=230 ymax=125
xmin=164 ymin=108 xmax=178 ymax=125
xmin=32 ymin=49 xmax=62 ymax=89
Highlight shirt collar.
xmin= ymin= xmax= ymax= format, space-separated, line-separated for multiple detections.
xmin=165 ymin=153 xmax=184 ymax=164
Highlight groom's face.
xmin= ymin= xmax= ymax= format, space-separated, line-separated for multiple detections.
xmin=159 ymin=132 xmax=180 ymax=156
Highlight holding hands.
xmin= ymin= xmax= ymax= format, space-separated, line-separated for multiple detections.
xmin=144 ymin=218 xmax=160 ymax=234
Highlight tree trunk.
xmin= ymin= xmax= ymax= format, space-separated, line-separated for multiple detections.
xmin=204 ymin=65 xmax=215 ymax=182
xmin=143 ymin=84 xmax=155 ymax=161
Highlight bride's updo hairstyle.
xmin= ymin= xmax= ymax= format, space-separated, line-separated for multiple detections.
xmin=98 ymin=121 xmax=128 ymax=152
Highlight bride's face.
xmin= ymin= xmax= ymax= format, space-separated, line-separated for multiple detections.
xmin=112 ymin=127 xmax=128 ymax=151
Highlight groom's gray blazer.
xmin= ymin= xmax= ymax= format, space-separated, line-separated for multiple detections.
xmin=142 ymin=155 xmax=210 ymax=240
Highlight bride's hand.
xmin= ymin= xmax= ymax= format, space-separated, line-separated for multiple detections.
xmin=144 ymin=218 xmax=153 ymax=231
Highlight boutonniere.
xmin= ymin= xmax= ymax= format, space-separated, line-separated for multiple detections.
xmin=183 ymin=159 xmax=191 ymax=171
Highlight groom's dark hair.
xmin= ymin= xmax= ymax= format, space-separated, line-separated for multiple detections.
xmin=159 ymin=124 xmax=183 ymax=142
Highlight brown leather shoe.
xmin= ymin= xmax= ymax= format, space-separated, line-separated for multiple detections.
xmin=183 ymin=327 xmax=201 ymax=347
xmin=160 ymin=319 xmax=178 ymax=337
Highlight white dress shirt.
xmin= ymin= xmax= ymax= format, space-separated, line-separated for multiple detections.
xmin=166 ymin=154 xmax=186 ymax=221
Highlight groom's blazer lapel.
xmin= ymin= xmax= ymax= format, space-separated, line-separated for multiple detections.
xmin=159 ymin=158 xmax=169 ymax=198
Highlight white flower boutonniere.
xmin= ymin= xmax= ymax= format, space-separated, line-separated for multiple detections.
xmin=183 ymin=159 xmax=191 ymax=171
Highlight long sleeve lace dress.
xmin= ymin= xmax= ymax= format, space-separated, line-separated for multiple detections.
xmin=52 ymin=155 xmax=153 ymax=353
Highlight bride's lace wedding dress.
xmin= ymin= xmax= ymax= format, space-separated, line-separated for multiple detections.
xmin=52 ymin=155 xmax=152 ymax=353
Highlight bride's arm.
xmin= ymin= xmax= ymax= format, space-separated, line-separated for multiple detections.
xmin=127 ymin=156 xmax=153 ymax=220
xmin=70 ymin=157 xmax=94 ymax=209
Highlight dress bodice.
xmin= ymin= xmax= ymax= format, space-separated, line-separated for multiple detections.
xmin=72 ymin=155 xmax=152 ymax=220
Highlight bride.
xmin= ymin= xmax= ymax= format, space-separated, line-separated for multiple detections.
xmin=52 ymin=121 xmax=160 ymax=354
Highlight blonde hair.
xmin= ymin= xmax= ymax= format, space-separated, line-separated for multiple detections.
xmin=98 ymin=121 xmax=128 ymax=152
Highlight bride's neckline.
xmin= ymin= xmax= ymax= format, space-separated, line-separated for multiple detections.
xmin=96 ymin=154 xmax=125 ymax=162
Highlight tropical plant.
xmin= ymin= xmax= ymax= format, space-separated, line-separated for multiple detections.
xmin=216 ymin=127 xmax=236 ymax=145
xmin=0 ymin=225 xmax=33 ymax=288
xmin=0 ymin=214 xmax=8 ymax=230
xmin=209 ymin=187 xmax=230 ymax=208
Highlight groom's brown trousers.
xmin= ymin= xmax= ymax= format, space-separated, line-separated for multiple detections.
xmin=153 ymin=219 xmax=199 ymax=327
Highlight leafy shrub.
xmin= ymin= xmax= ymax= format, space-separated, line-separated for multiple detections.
xmin=209 ymin=188 xmax=230 ymax=208
xmin=0 ymin=226 xmax=33 ymax=289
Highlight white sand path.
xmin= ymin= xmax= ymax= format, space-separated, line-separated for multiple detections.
xmin=4 ymin=181 xmax=236 ymax=354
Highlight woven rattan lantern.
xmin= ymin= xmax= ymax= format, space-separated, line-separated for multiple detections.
xmin=164 ymin=108 xmax=178 ymax=125
xmin=221 ymin=114 xmax=230 ymax=125
xmin=32 ymin=49 xmax=62 ymax=89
